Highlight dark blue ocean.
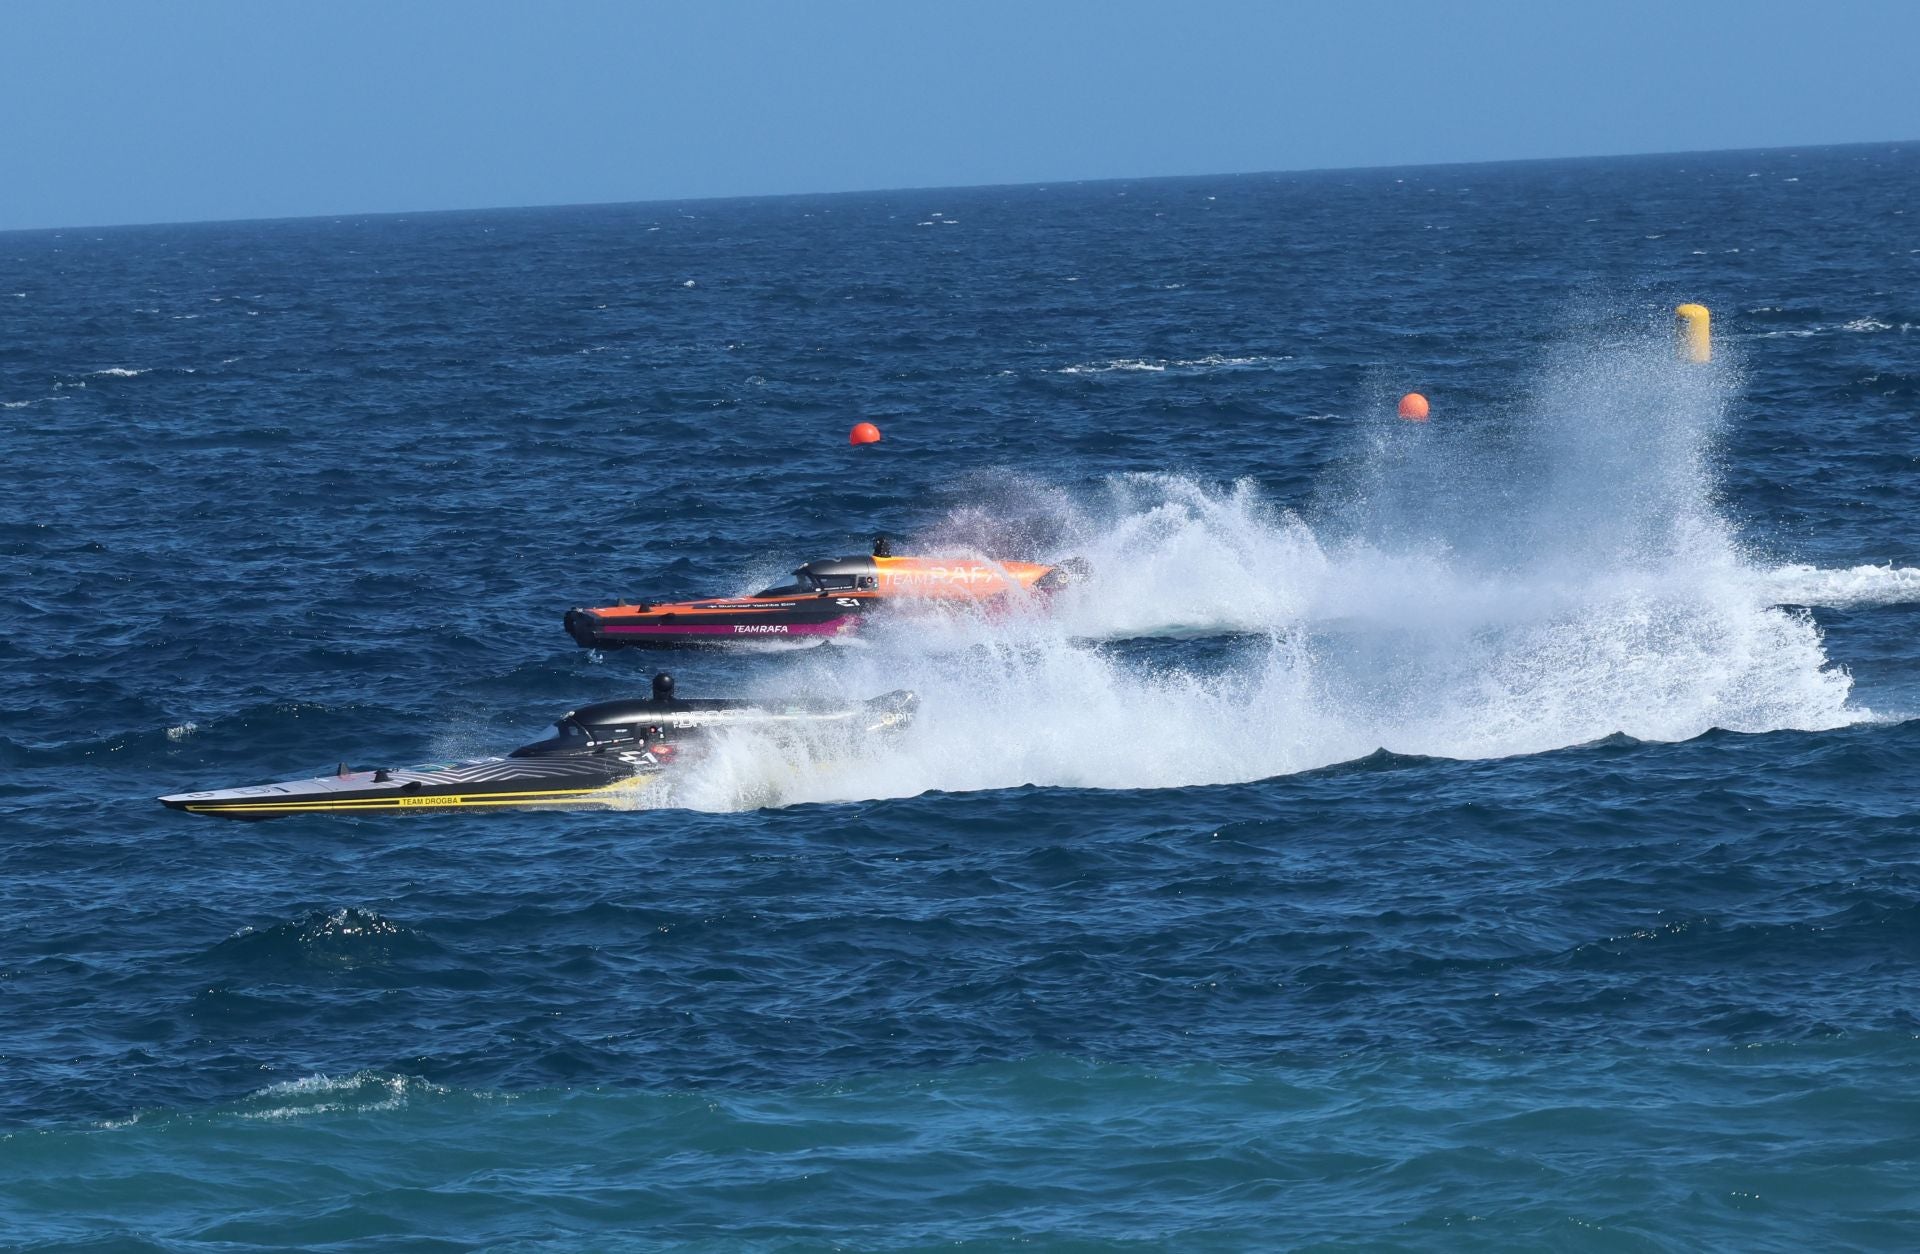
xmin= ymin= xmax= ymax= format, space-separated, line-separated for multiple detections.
xmin=4 ymin=143 xmax=1919 ymax=1250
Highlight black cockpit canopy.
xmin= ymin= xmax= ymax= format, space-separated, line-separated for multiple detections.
xmin=510 ymin=674 xmax=684 ymax=758
xmin=753 ymin=555 xmax=880 ymax=598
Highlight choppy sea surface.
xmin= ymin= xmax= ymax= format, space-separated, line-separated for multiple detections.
xmin=3 ymin=143 xmax=1918 ymax=1250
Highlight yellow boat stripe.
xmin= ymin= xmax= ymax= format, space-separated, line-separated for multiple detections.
xmin=181 ymin=777 xmax=646 ymax=815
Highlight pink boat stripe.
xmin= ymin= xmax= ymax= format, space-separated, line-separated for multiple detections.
xmin=597 ymin=617 xmax=858 ymax=637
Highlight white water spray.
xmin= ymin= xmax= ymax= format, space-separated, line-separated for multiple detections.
xmin=680 ymin=330 xmax=1897 ymax=809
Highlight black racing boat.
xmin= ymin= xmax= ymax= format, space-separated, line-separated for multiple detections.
xmin=159 ymin=674 xmax=915 ymax=820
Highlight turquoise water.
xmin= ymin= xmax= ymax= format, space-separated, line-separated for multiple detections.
xmin=15 ymin=1047 xmax=1919 ymax=1250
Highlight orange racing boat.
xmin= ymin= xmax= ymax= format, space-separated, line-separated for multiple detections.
xmin=564 ymin=538 xmax=1070 ymax=649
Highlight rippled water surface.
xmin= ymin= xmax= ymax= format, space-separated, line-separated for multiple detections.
xmin=3 ymin=144 xmax=1919 ymax=1250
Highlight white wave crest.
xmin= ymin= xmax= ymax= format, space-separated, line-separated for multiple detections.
xmin=1758 ymin=563 xmax=1920 ymax=609
xmin=1756 ymin=318 xmax=1911 ymax=339
xmin=1058 ymin=358 xmax=1166 ymax=374
xmin=1055 ymin=353 xmax=1291 ymax=376
xmin=89 ymin=367 xmax=149 ymax=378
xmin=240 ymin=1072 xmax=445 ymax=1121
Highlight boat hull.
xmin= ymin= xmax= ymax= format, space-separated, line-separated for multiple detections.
xmin=564 ymin=598 xmax=870 ymax=650
xmin=159 ymin=757 xmax=649 ymax=819
xmin=159 ymin=688 xmax=917 ymax=820
xmin=566 ymin=554 xmax=1060 ymax=650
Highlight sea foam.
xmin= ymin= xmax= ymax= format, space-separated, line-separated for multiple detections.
xmin=680 ymin=330 xmax=1868 ymax=809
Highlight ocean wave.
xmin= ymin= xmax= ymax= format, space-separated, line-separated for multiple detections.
xmin=238 ymin=1071 xmax=455 ymax=1121
xmin=9 ymin=700 xmax=374 ymax=768
xmin=1755 ymin=317 xmax=1912 ymax=339
xmin=1758 ymin=563 xmax=1920 ymax=608
xmin=1054 ymin=353 xmax=1291 ymax=376
xmin=1058 ymin=358 xmax=1165 ymax=374
xmin=34 ymin=1049 xmax=1920 ymax=1248
xmin=213 ymin=907 xmax=433 ymax=971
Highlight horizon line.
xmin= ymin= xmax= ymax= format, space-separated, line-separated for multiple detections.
xmin=4 ymin=136 xmax=1910 ymax=238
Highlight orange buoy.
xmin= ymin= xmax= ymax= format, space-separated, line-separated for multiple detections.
xmin=1397 ymin=392 xmax=1430 ymax=422
xmin=850 ymin=422 xmax=882 ymax=445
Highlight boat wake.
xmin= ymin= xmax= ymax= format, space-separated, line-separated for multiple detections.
xmin=682 ymin=329 xmax=1880 ymax=808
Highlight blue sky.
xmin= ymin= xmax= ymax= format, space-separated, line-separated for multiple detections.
xmin=2 ymin=0 xmax=1915 ymax=231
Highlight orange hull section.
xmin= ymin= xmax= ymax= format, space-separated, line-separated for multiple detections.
xmin=565 ymin=554 xmax=1061 ymax=649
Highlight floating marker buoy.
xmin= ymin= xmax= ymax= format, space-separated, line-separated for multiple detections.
xmin=850 ymin=422 xmax=882 ymax=445
xmin=1397 ymin=392 xmax=1430 ymax=421
xmin=1675 ymin=303 xmax=1711 ymax=363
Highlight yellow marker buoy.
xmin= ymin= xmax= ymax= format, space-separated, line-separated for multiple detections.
xmin=1675 ymin=303 xmax=1711 ymax=363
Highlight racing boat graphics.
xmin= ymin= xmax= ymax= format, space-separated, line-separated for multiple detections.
xmin=159 ymin=675 xmax=916 ymax=820
xmin=564 ymin=540 xmax=1071 ymax=650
